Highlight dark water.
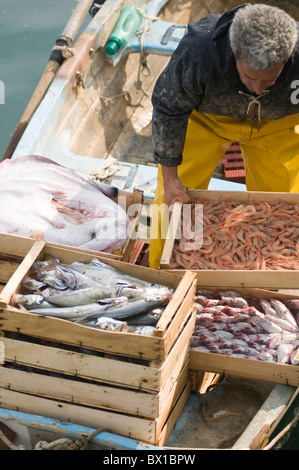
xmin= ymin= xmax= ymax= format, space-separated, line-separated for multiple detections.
xmin=0 ymin=0 xmax=299 ymax=450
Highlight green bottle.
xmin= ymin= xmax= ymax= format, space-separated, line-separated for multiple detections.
xmin=105 ymin=5 xmax=143 ymax=56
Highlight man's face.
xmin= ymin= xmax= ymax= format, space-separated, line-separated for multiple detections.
xmin=236 ymin=58 xmax=284 ymax=95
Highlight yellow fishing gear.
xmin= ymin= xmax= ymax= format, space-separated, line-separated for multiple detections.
xmin=149 ymin=110 xmax=299 ymax=269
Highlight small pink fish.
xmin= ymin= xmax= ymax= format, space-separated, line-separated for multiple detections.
xmin=251 ymin=317 xmax=282 ymax=334
xmin=270 ymin=299 xmax=298 ymax=328
xmin=264 ymin=314 xmax=299 ymax=333
xmin=254 ymin=351 xmax=276 ymax=362
xmin=290 ymin=345 xmax=299 ymax=365
xmin=225 ymin=322 xmax=258 ymax=334
xmin=276 ymin=344 xmax=294 ymax=364
xmin=219 ymin=297 xmax=248 ymax=308
xmin=260 ymin=299 xmax=278 ymax=316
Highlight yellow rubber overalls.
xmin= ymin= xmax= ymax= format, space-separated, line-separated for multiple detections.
xmin=149 ymin=110 xmax=299 ymax=269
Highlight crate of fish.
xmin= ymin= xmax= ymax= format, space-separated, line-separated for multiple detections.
xmin=161 ymin=189 xmax=299 ymax=289
xmin=0 ymin=237 xmax=196 ymax=446
xmin=189 ymin=286 xmax=299 ymax=388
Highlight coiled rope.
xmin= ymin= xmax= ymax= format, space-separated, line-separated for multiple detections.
xmin=34 ymin=427 xmax=111 ymax=450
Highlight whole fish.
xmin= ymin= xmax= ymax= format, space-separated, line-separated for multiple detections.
xmin=225 ymin=322 xmax=258 ymax=334
xmin=219 ymin=297 xmax=248 ymax=308
xmin=68 ymin=259 xmax=155 ymax=290
xmin=11 ymin=293 xmax=56 ymax=310
xmin=29 ymin=299 xmax=126 ymax=319
xmin=235 ymin=332 xmax=272 ymax=346
xmin=276 ymin=344 xmax=294 ymax=364
xmin=0 ymin=155 xmax=128 ymax=252
xmin=270 ymin=299 xmax=298 ymax=328
xmin=251 ymin=317 xmax=282 ymax=334
xmin=134 ymin=326 xmax=156 ymax=335
xmin=126 ymin=310 xmax=163 ymax=326
xmin=264 ymin=314 xmax=299 ymax=333
xmin=53 ymin=265 xmax=103 ymax=289
xmin=254 ymin=351 xmax=276 ymax=363
xmin=42 ymin=285 xmax=145 ymax=307
xmin=290 ymin=345 xmax=299 ymax=365
xmin=82 ymin=292 xmax=172 ymax=321
xmin=260 ymin=299 xmax=278 ymax=317
xmin=92 ymin=317 xmax=128 ymax=332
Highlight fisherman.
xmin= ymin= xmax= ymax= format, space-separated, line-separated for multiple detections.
xmin=149 ymin=3 xmax=299 ymax=269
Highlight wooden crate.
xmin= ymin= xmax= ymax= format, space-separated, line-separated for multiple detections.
xmin=0 ymin=236 xmax=196 ymax=445
xmin=189 ymin=286 xmax=299 ymax=388
xmin=161 ymin=189 xmax=299 ymax=289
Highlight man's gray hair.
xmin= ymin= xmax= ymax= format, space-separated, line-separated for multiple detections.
xmin=230 ymin=3 xmax=298 ymax=70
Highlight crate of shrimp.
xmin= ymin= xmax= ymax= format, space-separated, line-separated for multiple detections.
xmin=189 ymin=286 xmax=299 ymax=387
xmin=0 ymin=235 xmax=196 ymax=446
xmin=161 ymin=189 xmax=299 ymax=289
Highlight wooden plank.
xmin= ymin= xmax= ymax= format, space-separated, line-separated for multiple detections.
xmin=166 ymin=269 xmax=299 ymax=290
xmin=155 ymin=271 xmax=196 ymax=335
xmin=157 ymin=361 xmax=189 ymax=418
xmin=189 ymin=350 xmax=299 ymax=387
xmin=0 ymin=367 xmax=158 ymax=418
xmin=160 ymin=201 xmax=182 ymax=268
xmin=0 ymin=307 xmax=165 ymax=362
xmin=0 ymin=239 xmax=46 ymax=306
xmin=2 ymin=337 xmax=161 ymax=392
xmin=187 ymin=189 xmax=299 ymax=204
xmin=0 ymin=260 xmax=21 ymax=284
xmin=0 ymin=232 xmax=35 ymax=257
xmin=0 ymin=388 xmax=158 ymax=444
xmin=159 ymin=316 xmax=194 ymax=390
xmin=158 ymin=294 xmax=196 ymax=356
xmin=157 ymin=381 xmax=192 ymax=446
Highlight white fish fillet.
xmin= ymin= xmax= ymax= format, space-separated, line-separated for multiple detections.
xmin=0 ymin=155 xmax=129 ymax=251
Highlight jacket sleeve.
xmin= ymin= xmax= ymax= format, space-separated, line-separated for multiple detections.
xmin=152 ymin=34 xmax=205 ymax=166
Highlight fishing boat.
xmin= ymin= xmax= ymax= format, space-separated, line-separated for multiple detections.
xmin=1 ymin=0 xmax=299 ymax=451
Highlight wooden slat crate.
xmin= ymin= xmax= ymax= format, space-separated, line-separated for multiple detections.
xmin=189 ymin=286 xmax=299 ymax=389
xmin=0 ymin=235 xmax=196 ymax=445
xmin=161 ymin=189 xmax=299 ymax=289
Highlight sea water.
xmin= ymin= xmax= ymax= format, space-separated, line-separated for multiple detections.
xmin=0 ymin=0 xmax=86 ymax=158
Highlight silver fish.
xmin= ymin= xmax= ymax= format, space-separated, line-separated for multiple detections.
xmin=11 ymin=293 xmax=56 ymax=310
xmin=92 ymin=317 xmax=128 ymax=332
xmin=42 ymin=285 xmax=144 ymax=307
xmin=68 ymin=259 xmax=154 ymax=290
xmin=30 ymin=302 xmax=117 ymax=319
xmin=54 ymin=265 xmax=103 ymax=289
xmin=134 ymin=326 xmax=155 ymax=335
xmin=88 ymin=293 xmax=172 ymax=321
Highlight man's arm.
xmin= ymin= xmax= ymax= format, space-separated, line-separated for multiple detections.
xmin=162 ymin=165 xmax=190 ymax=207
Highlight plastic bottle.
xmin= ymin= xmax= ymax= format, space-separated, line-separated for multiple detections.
xmin=105 ymin=5 xmax=143 ymax=56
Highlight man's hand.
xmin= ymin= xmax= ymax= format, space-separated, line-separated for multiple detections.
xmin=162 ymin=165 xmax=190 ymax=207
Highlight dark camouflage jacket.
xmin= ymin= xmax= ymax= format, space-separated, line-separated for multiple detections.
xmin=152 ymin=4 xmax=299 ymax=166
